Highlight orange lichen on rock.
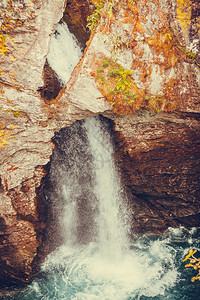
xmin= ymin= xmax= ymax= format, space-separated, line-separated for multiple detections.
xmin=162 ymin=78 xmax=179 ymax=111
xmin=176 ymin=0 xmax=191 ymax=33
xmin=0 ymin=128 xmax=13 ymax=147
xmin=122 ymin=16 xmax=135 ymax=24
xmin=91 ymin=51 xmax=181 ymax=113
xmin=146 ymin=28 xmax=181 ymax=69
xmin=91 ymin=54 xmax=179 ymax=114
xmin=88 ymin=0 xmax=197 ymax=114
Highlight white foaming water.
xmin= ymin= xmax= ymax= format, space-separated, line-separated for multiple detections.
xmin=47 ymin=22 xmax=82 ymax=85
xmin=84 ymin=117 xmax=130 ymax=257
xmin=41 ymin=236 xmax=179 ymax=299
xmin=38 ymin=117 xmax=181 ymax=299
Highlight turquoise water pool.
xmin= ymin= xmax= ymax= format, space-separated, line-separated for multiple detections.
xmin=2 ymin=227 xmax=199 ymax=300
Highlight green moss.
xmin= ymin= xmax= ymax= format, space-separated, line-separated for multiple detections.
xmin=93 ymin=57 xmax=143 ymax=113
xmin=97 ymin=74 xmax=105 ymax=81
xmin=186 ymin=51 xmax=196 ymax=59
xmin=86 ymin=0 xmax=119 ymax=33
xmin=109 ymin=69 xmax=120 ymax=76
xmin=128 ymin=0 xmax=135 ymax=5
xmin=97 ymin=68 xmax=104 ymax=73
xmin=13 ymin=110 xmax=21 ymax=117
xmin=92 ymin=55 xmax=179 ymax=114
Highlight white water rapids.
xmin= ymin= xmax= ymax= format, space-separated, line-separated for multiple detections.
xmin=14 ymin=21 xmax=197 ymax=300
xmin=38 ymin=116 xmax=179 ymax=299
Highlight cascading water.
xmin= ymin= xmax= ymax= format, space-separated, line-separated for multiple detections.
xmin=44 ymin=116 xmax=130 ymax=255
xmin=3 ymin=117 xmax=200 ymax=300
xmin=84 ymin=117 xmax=130 ymax=257
xmin=47 ymin=21 xmax=83 ymax=85
xmin=2 ymin=20 xmax=200 ymax=300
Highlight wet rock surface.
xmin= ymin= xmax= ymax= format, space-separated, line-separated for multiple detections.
xmin=0 ymin=0 xmax=109 ymax=287
xmin=0 ymin=0 xmax=200 ymax=287
xmin=109 ymin=110 xmax=200 ymax=233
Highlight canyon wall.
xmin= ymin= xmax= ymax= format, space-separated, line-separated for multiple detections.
xmin=66 ymin=0 xmax=200 ymax=232
xmin=0 ymin=0 xmax=199 ymax=286
xmin=110 ymin=110 xmax=200 ymax=234
xmin=0 ymin=0 xmax=109 ymax=287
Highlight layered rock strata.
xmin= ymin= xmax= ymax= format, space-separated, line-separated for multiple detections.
xmin=61 ymin=0 xmax=200 ymax=232
xmin=0 ymin=0 xmax=109 ymax=287
xmin=0 ymin=0 xmax=199 ymax=287
xmin=109 ymin=110 xmax=200 ymax=234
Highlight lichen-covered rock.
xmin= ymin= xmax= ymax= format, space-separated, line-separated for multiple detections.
xmin=0 ymin=0 xmax=65 ymax=90
xmin=0 ymin=0 xmax=200 ymax=287
xmin=80 ymin=0 xmax=200 ymax=113
xmin=0 ymin=0 xmax=109 ymax=287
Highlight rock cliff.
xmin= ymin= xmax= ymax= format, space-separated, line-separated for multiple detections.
xmin=110 ymin=110 xmax=200 ymax=234
xmin=0 ymin=0 xmax=199 ymax=287
xmin=0 ymin=0 xmax=109 ymax=287
xmin=63 ymin=0 xmax=200 ymax=232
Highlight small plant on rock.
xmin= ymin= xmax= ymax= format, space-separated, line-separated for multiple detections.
xmin=86 ymin=0 xmax=105 ymax=32
xmin=91 ymin=57 xmax=144 ymax=114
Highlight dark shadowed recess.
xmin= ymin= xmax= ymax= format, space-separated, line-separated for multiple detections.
xmin=38 ymin=115 xmax=125 ymax=255
xmin=37 ymin=110 xmax=200 ymax=261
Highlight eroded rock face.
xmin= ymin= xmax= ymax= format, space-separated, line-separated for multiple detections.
xmin=80 ymin=0 xmax=200 ymax=112
xmin=107 ymin=110 xmax=200 ymax=234
xmin=0 ymin=0 xmax=200 ymax=287
xmin=0 ymin=0 xmax=66 ymax=90
xmin=0 ymin=0 xmax=109 ymax=287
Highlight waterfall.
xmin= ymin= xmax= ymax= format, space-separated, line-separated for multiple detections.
xmin=47 ymin=21 xmax=82 ymax=85
xmin=26 ymin=21 xmax=181 ymax=299
xmin=38 ymin=117 xmax=179 ymax=299
xmin=45 ymin=119 xmax=97 ymax=248
xmin=5 ymin=15 xmax=198 ymax=300
xmin=45 ymin=19 xmax=130 ymax=256
xmin=84 ymin=117 xmax=129 ymax=257
xmin=45 ymin=116 xmax=129 ymax=255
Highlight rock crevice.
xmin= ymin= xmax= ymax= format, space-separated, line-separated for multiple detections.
xmin=0 ymin=0 xmax=200 ymax=287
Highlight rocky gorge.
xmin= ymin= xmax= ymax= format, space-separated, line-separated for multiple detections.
xmin=0 ymin=0 xmax=199 ymax=288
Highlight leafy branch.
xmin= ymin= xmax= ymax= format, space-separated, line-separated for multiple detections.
xmin=183 ymin=249 xmax=200 ymax=282
xmin=86 ymin=0 xmax=119 ymax=33
xmin=86 ymin=0 xmax=105 ymax=32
